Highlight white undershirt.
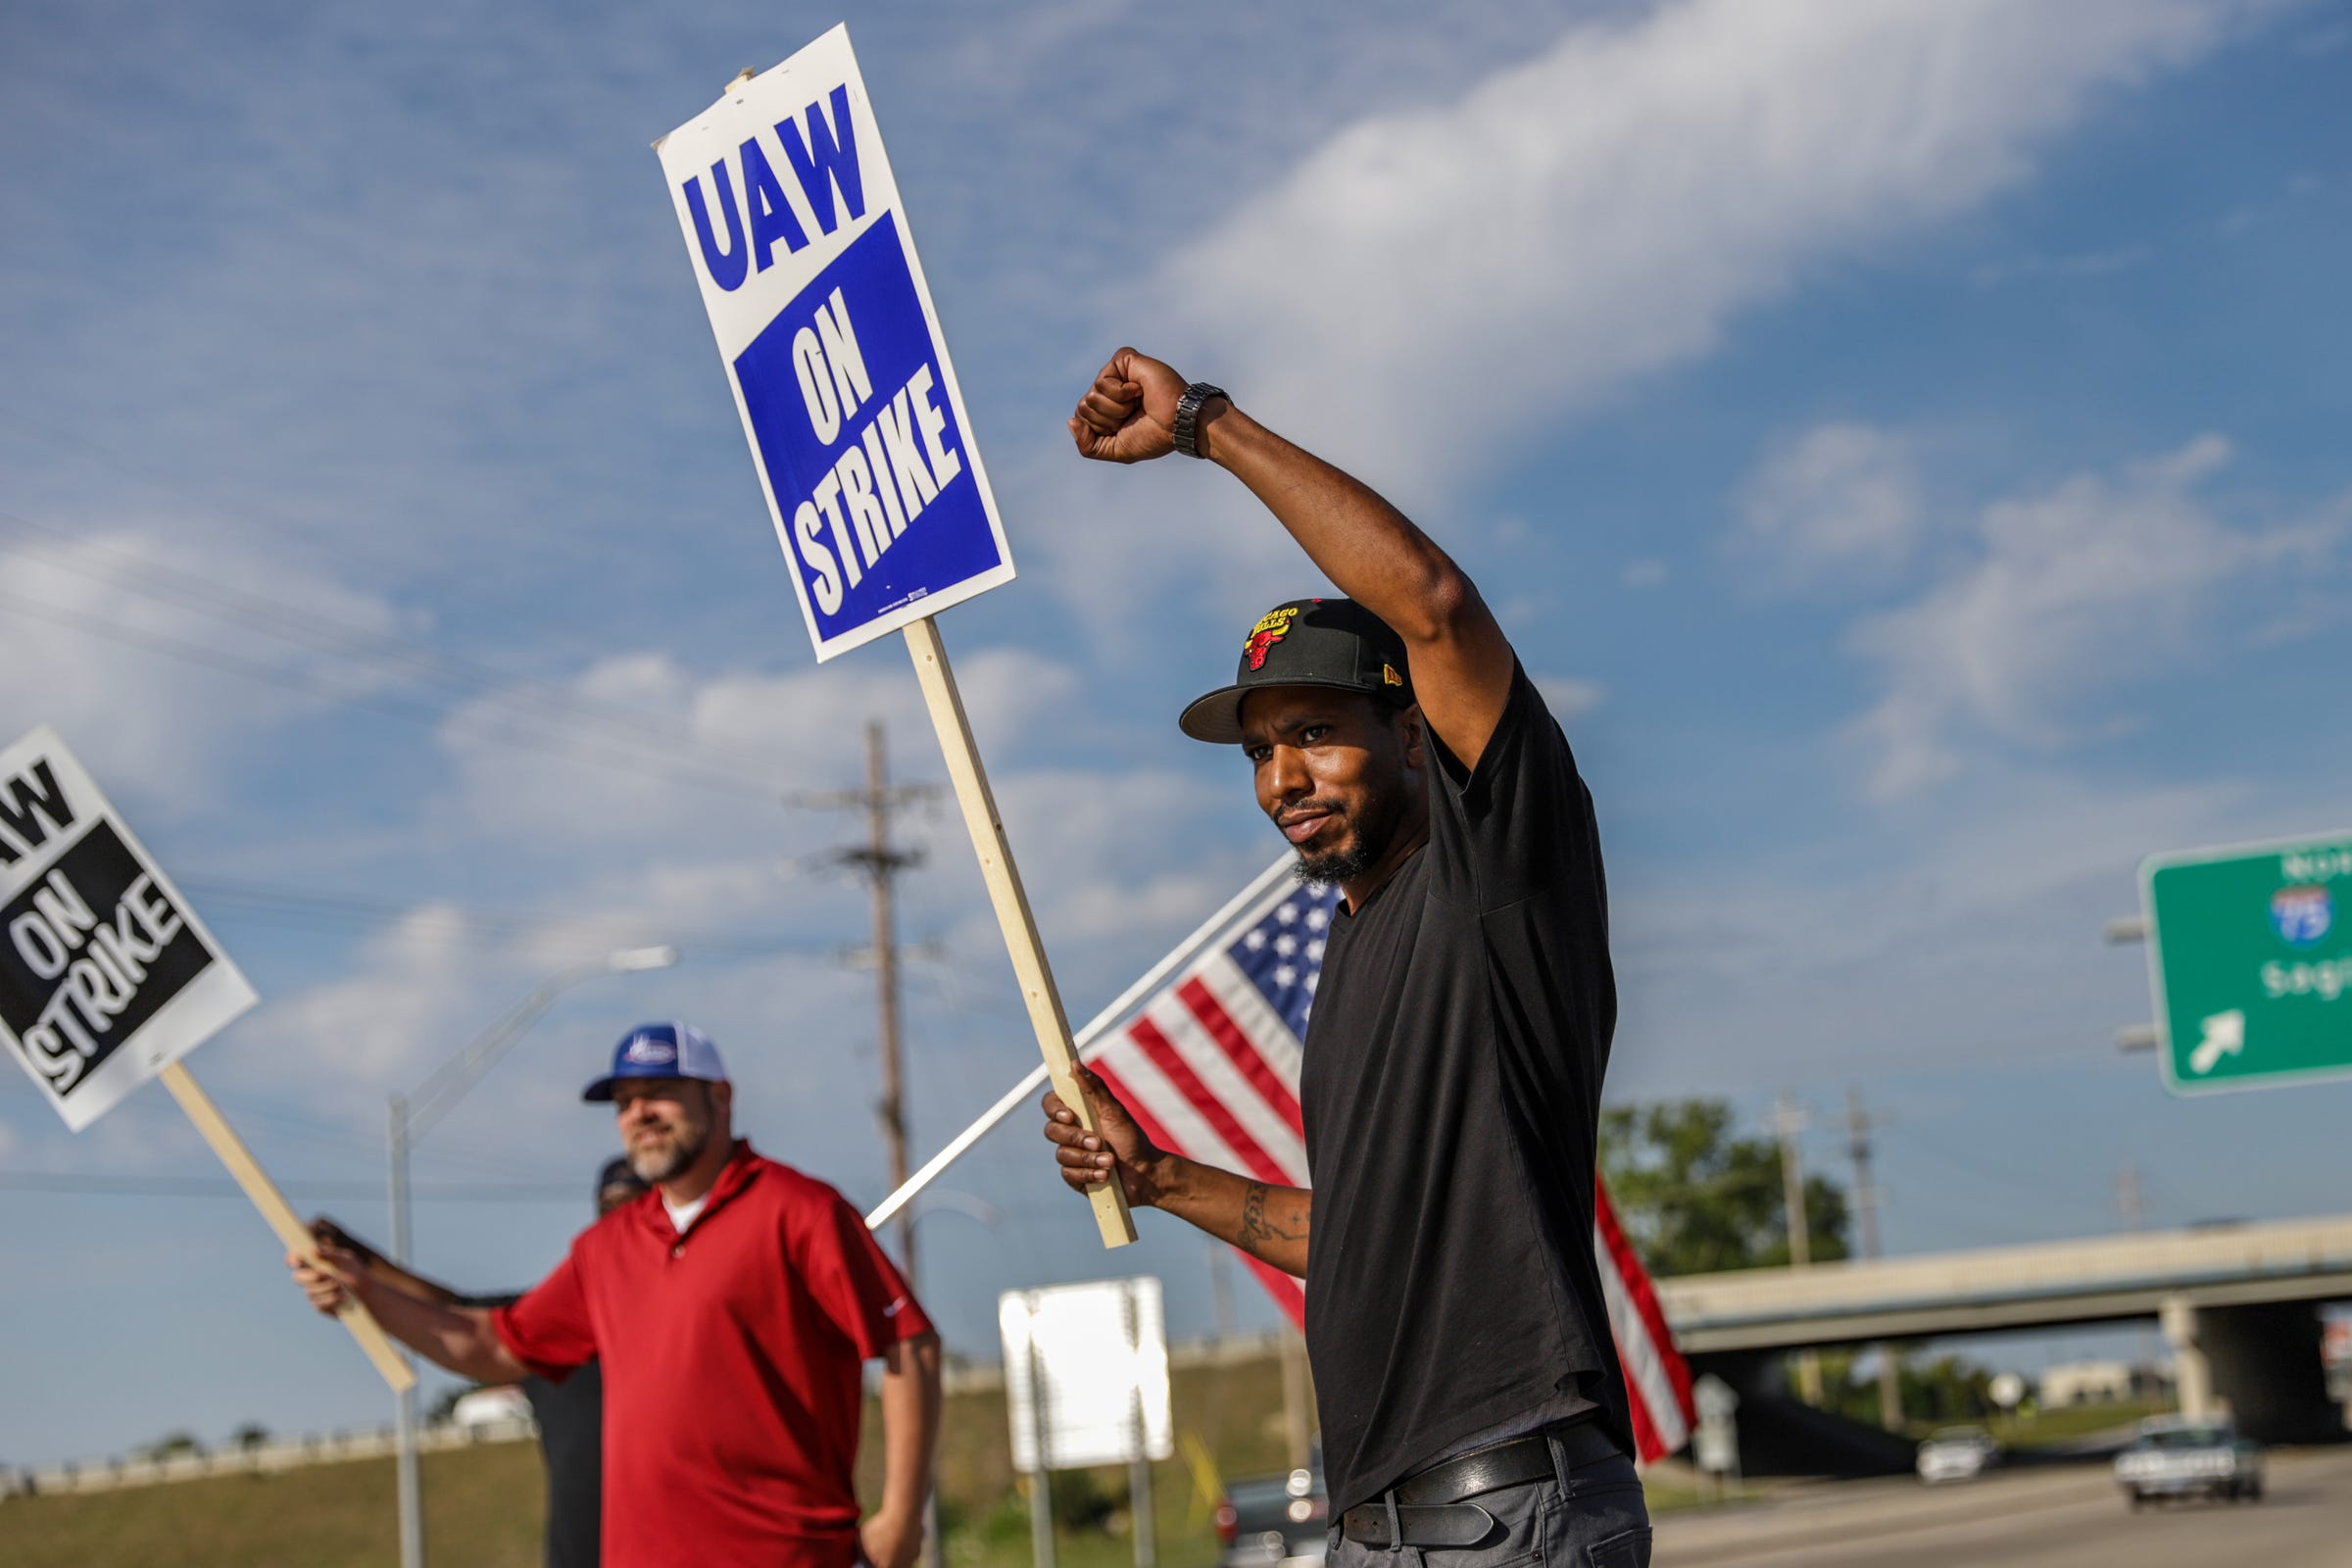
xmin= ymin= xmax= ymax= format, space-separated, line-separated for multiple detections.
xmin=663 ymin=1193 xmax=709 ymax=1234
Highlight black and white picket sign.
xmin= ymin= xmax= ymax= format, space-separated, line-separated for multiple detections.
xmin=0 ymin=725 xmax=257 ymax=1131
xmin=0 ymin=724 xmax=412 ymax=1388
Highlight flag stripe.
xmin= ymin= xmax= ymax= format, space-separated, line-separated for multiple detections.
xmin=1088 ymin=872 xmax=1694 ymax=1466
xmin=1140 ymin=991 xmax=1306 ymax=1180
xmin=1594 ymin=1223 xmax=1668 ymax=1457
xmin=1191 ymin=957 xmax=1307 ymax=1097
xmin=1244 ymin=1252 xmax=1305 ymax=1326
xmin=1093 ymin=1049 xmax=1250 ymax=1179
xmin=1178 ymin=976 xmax=1305 ymax=1132
xmin=1125 ymin=1013 xmax=1294 ymax=1185
xmin=1593 ymin=1183 xmax=1694 ymax=1451
xmin=1599 ymin=1180 xmax=1691 ymax=1426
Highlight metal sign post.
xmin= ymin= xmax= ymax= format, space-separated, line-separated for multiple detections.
xmin=1002 ymin=1276 xmax=1174 ymax=1557
xmin=1690 ymin=1373 xmax=1740 ymax=1497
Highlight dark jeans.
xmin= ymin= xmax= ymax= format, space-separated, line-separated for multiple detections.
xmin=1328 ymin=1442 xmax=1651 ymax=1568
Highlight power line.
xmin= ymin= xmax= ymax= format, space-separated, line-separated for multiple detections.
xmin=1896 ymin=1122 xmax=2069 ymax=1205
xmin=0 ymin=585 xmax=788 ymax=803
xmin=0 ymin=1171 xmax=580 ymax=1201
xmin=0 ymin=503 xmax=797 ymax=783
xmin=0 ymin=403 xmax=468 ymax=597
xmin=176 ymin=873 xmax=840 ymax=960
xmin=795 ymin=719 xmax=945 ymax=1287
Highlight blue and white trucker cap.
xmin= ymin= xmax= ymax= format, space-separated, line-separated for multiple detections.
xmin=581 ymin=1022 xmax=729 ymax=1102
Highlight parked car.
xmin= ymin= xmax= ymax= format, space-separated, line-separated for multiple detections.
xmin=1914 ymin=1426 xmax=2002 ymax=1484
xmin=2112 ymin=1414 xmax=2264 ymax=1507
xmin=1216 ymin=1466 xmax=1328 ymax=1568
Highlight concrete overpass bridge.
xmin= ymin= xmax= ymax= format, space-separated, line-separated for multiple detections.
xmin=1655 ymin=1213 xmax=2352 ymax=1461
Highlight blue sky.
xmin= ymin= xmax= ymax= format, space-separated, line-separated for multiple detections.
xmin=3 ymin=0 xmax=2349 ymax=1462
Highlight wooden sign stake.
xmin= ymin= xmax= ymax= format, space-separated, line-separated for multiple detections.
xmin=158 ymin=1062 xmax=416 ymax=1390
xmin=903 ymin=616 xmax=1137 ymax=1248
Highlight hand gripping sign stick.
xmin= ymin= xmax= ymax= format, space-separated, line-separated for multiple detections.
xmin=656 ymin=27 xmax=1134 ymax=1245
xmin=0 ymin=725 xmax=414 ymax=1389
xmin=158 ymin=1063 xmax=414 ymax=1389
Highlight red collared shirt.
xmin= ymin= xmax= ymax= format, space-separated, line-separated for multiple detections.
xmin=493 ymin=1142 xmax=933 ymax=1568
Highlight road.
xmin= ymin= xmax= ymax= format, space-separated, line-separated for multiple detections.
xmin=1652 ymin=1446 xmax=2352 ymax=1567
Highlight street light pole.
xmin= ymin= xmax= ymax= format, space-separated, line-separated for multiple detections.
xmin=388 ymin=1093 xmax=421 ymax=1568
xmin=385 ymin=944 xmax=678 ymax=1568
xmin=1771 ymin=1090 xmax=1823 ymax=1406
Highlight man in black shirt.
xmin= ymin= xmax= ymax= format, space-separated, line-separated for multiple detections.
xmin=311 ymin=1156 xmax=650 ymax=1568
xmin=1044 ymin=351 xmax=1649 ymax=1567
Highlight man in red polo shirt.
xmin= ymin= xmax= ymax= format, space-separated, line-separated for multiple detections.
xmin=291 ymin=1022 xmax=942 ymax=1568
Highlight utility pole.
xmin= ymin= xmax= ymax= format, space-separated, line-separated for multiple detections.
xmin=1845 ymin=1085 xmax=1902 ymax=1432
xmin=1770 ymin=1090 xmax=1824 ymax=1405
xmin=384 ymin=947 xmax=678 ymax=1568
xmin=1206 ymin=1241 xmax=1236 ymax=1341
xmin=1279 ymin=1327 xmax=1314 ymax=1473
xmin=798 ymin=720 xmax=941 ymax=1279
xmin=2119 ymin=1163 xmax=2162 ymax=1388
xmin=798 ymin=721 xmax=944 ymax=1568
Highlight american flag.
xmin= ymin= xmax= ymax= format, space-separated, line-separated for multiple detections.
xmin=1084 ymin=875 xmax=1696 ymax=1464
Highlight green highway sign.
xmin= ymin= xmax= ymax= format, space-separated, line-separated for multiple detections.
xmin=2141 ymin=832 xmax=2352 ymax=1096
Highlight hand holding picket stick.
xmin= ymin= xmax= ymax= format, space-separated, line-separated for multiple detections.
xmin=161 ymin=1063 xmax=415 ymax=1390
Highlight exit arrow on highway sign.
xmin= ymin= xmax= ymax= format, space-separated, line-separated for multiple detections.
xmin=2141 ymin=832 xmax=2352 ymax=1096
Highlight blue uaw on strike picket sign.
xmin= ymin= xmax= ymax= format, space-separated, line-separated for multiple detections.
xmin=656 ymin=24 xmax=1015 ymax=662
xmin=0 ymin=726 xmax=257 ymax=1131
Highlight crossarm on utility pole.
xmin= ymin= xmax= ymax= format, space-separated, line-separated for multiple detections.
xmin=158 ymin=1062 xmax=415 ymax=1392
xmin=902 ymin=615 xmax=1136 ymax=1248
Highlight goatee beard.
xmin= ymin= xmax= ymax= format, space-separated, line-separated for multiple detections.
xmin=1295 ymin=838 xmax=1378 ymax=887
xmin=629 ymin=1129 xmax=707 ymax=1185
xmin=1291 ymin=794 xmax=1398 ymax=888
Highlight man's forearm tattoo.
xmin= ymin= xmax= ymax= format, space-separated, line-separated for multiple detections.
xmin=1239 ymin=1182 xmax=1306 ymax=1247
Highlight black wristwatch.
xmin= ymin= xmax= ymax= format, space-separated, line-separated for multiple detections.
xmin=1171 ymin=382 xmax=1226 ymax=459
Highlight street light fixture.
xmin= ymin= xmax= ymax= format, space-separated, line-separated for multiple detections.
xmin=385 ymin=945 xmax=679 ymax=1568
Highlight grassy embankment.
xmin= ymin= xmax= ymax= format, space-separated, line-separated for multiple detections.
xmin=0 ymin=1349 xmax=1296 ymax=1568
xmin=1984 ymin=1398 xmax=2171 ymax=1450
xmin=0 ymin=1348 xmax=1722 ymax=1568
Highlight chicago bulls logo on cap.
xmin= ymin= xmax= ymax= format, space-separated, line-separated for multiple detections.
xmin=1243 ymin=606 xmax=1301 ymax=670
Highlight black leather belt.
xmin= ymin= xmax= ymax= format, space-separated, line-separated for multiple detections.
xmin=1341 ymin=1420 xmax=1619 ymax=1548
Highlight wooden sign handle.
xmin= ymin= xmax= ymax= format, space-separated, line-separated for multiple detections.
xmin=903 ymin=616 xmax=1137 ymax=1248
xmin=158 ymin=1063 xmax=417 ymax=1391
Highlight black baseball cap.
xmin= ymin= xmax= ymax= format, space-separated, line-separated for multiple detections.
xmin=1178 ymin=598 xmax=1416 ymax=744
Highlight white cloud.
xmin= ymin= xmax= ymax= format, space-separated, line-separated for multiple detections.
xmin=222 ymin=640 xmax=1257 ymax=1124
xmin=1621 ymin=559 xmax=1671 ymax=589
xmin=1152 ymin=0 xmax=2274 ymax=501
xmin=1846 ymin=435 xmax=2332 ymax=800
xmin=0 ymin=527 xmax=409 ymax=811
xmin=1732 ymin=422 xmax=1925 ymax=590
xmin=1534 ymin=674 xmax=1608 ymax=722
xmin=1607 ymin=766 xmax=2261 ymax=1095
xmin=437 ymin=662 xmax=870 ymax=851
xmin=434 ymin=643 xmax=1091 ymax=849
xmin=231 ymin=904 xmax=519 ymax=1093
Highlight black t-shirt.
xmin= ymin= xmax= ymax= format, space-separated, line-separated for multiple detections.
xmin=1298 ymin=662 xmax=1628 ymax=1512
xmin=462 ymin=1292 xmax=605 ymax=1568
